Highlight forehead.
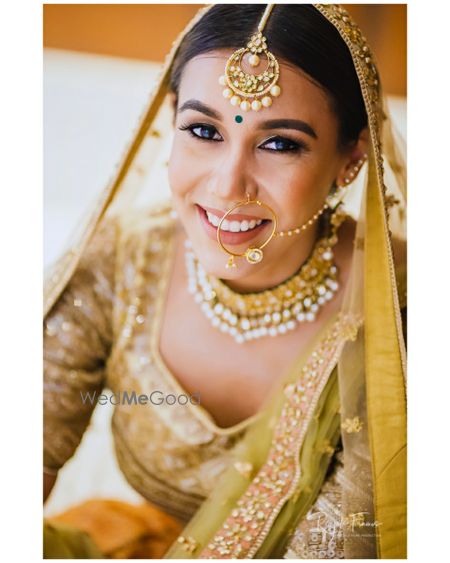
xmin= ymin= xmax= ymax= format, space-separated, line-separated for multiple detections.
xmin=177 ymin=50 xmax=334 ymax=123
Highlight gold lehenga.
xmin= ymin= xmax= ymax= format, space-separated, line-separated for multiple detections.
xmin=44 ymin=200 xmax=406 ymax=558
xmin=44 ymin=4 xmax=407 ymax=559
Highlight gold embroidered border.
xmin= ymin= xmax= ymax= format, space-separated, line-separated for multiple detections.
xmin=198 ymin=313 xmax=362 ymax=558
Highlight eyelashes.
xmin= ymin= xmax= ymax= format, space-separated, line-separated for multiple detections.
xmin=178 ymin=123 xmax=222 ymax=142
xmin=260 ymin=137 xmax=305 ymax=153
xmin=177 ymin=122 xmax=309 ymax=154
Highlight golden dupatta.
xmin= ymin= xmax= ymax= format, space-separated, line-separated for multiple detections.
xmin=44 ymin=4 xmax=407 ymax=558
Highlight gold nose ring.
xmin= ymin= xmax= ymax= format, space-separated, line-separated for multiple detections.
xmin=216 ymin=193 xmax=278 ymax=269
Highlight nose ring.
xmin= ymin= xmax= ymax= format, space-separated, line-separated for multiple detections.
xmin=216 ymin=192 xmax=278 ymax=269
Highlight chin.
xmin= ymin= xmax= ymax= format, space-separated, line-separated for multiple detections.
xmin=191 ymin=239 xmax=267 ymax=280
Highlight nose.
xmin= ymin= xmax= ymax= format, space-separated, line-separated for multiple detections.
xmin=207 ymin=146 xmax=257 ymax=202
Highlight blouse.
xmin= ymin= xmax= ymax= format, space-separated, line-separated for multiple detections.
xmin=44 ymin=199 xmax=406 ymax=558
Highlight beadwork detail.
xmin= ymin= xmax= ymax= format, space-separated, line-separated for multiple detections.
xmin=198 ymin=313 xmax=363 ymax=558
xmin=185 ymin=208 xmax=346 ymax=344
xmin=220 ymin=5 xmax=281 ymax=114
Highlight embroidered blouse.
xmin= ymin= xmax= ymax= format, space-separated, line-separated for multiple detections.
xmin=44 ymin=200 xmax=406 ymax=558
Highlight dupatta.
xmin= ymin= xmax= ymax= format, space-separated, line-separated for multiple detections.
xmin=44 ymin=4 xmax=407 ymax=558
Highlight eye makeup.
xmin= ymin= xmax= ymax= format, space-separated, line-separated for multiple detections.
xmin=178 ymin=121 xmax=310 ymax=154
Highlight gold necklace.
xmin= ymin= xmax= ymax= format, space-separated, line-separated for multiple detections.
xmin=185 ymin=207 xmax=346 ymax=344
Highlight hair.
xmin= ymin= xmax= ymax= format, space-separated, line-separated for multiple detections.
xmin=169 ymin=4 xmax=368 ymax=150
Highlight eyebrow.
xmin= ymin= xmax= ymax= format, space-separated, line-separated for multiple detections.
xmin=259 ymin=119 xmax=318 ymax=140
xmin=178 ymin=99 xmax=221 ymax=120
xmin=178 ymin=99 xmax=318 ymax=139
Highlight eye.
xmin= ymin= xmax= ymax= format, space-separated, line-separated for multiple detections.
xmin=178 ymin=122 xmax=223 ymax=142
xmin=259 ymin=135 xmax=306 ymax=153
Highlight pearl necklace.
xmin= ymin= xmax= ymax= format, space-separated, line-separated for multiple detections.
xmin=185 ymin=208 xmax=346 ymax=344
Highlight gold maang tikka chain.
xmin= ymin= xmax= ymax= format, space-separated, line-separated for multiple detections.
xmin=219 ymin=5 xmax=280 ymax=112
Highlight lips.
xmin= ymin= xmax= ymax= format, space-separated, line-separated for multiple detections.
xmin=195 ymin=204 xmax=271 ymax=246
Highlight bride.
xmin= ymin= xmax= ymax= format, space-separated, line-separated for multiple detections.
xmin=44 ymin=4 xmax=406 ymax=558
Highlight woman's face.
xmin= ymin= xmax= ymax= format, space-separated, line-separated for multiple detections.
xmin=168 ymin=50 xmax=359 ymax=285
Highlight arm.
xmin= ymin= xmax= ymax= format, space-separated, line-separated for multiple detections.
xmin=43 ymin=218 xmax=117 ymax=502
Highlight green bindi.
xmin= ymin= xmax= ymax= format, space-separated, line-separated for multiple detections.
xmin=234 ymin=115 xmax=243 ymax=124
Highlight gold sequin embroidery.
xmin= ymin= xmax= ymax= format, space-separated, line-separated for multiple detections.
xmin=199 ymin=313 xmax=362 ymax=559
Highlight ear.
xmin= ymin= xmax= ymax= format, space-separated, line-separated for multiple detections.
xmin=335 ymin=127 xmax=370 ymax=187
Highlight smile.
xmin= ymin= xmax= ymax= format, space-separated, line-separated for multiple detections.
xmin=195 ymin=204 xmax=271 ymax=246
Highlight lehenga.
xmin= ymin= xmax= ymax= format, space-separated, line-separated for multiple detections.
xmin=44 ymin=4 xmax=407 ymax=559
xmin=44 ymin=199 xmax=406 ymax=558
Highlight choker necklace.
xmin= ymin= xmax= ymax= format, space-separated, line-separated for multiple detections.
xmin=185 ymin=207 xmax=346 ymax=344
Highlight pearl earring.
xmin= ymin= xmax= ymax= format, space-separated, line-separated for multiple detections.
xmin=341 ymin=154 xmax=368 ymax=186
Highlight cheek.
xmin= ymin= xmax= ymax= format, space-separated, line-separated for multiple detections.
xmin=266 ymin=160 xmax=329 ymax=224
xmin=168 ymin=135 xmax=216 ymax=201
xmin=168 ymin=137 xmax=195 ymax=197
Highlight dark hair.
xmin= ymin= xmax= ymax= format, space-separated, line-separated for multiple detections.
xmin=170 ymin=4 xmax=367 ymax=149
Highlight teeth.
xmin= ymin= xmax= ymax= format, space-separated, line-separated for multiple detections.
xmin=206 ymin=210 xmax=263 ymax=231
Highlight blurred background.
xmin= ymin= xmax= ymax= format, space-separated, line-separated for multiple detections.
xmin=44 ymin=4 xmax=406 ymax=95
xmin=43 ymin=3 xmax=406 ymax=523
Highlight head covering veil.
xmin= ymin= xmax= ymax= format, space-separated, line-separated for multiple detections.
xmin=44 ymin=4 xmax=406 ymax=558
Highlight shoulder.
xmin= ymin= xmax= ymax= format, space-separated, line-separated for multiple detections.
xmin=115 ymin=198 xmax=177 ymax=249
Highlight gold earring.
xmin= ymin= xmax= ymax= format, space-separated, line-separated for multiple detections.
xmin=219 ymin=5 xmax=280 ymax=112
xmin=216 ymin=193 xmax=278 ymax=269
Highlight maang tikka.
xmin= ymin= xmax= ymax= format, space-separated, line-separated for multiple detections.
xmin=219 ymin=4 xmax=280 ymax=112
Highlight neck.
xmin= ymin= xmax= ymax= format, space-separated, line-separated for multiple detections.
xmin=222 ymin=221 xmax=321 ymax=294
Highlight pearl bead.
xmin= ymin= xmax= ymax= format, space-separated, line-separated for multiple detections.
xmin=240 ymin=100 xmax=251 ymax=111
xmin=270 ymin=85 xmax=281 ymax=97
xmin=261 ymin=96 xmax=272 ymax=107
xmin=230 ymin=95 xmax=241 ymax=106
xmin=251 ymin=100 xmax=262 ymax=111
xmin=248 ymin=54 xmax=260 ymax=67
xmin=218 ymin=75 xmax=226 ymax=86
xmin=223 ymin=88 xmax=233 ymax=99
